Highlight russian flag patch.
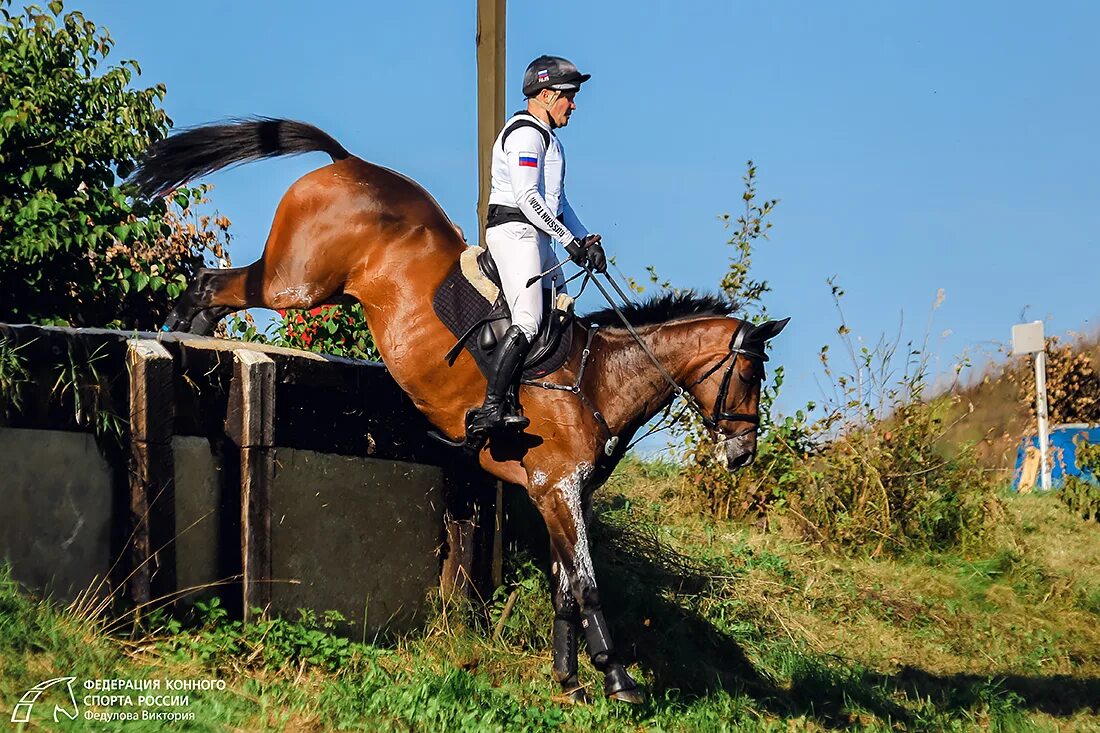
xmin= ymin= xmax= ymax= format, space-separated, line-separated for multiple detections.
xmin=518 ymin=153 xmax=538 ymax=168
xmin=537 ymin=69 xmax=550 ymax=83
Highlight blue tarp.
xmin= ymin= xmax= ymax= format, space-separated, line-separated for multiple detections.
xmin=1013 ymin=423 xmax=1100 ymax=490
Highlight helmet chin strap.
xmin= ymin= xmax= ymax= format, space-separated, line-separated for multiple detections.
xmin=531 ymin=89 xmax=562 ymax=129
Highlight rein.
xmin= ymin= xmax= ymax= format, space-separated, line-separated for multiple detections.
xmin=523 ymin=269 xmax=769 ymax=455
xmin=589 ymin=272 xmax=767 ymax=434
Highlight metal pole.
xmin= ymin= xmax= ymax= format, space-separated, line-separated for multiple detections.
xmin=1035 ymin=349 xmax=1052 ymax=490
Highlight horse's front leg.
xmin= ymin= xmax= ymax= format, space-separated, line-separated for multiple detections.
xmin=549 ymin=547 xmax=587 ymax=703
xmin=536 ymin=469 xmax=645 ymax=704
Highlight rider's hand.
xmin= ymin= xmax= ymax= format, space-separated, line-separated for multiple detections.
xmin=565 ymin=234 xmax=606 ymax=273
xmin=565 ymin=237 xmax=588 ymax=266
xmin=586 ymin=241 xmax=607 ymax=273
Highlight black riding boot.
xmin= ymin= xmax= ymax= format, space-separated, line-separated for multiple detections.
xmin=467 ymin=325 xmax=531 ymax=435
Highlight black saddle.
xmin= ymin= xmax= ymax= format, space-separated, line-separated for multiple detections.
xmin=432 ymin=246 xmax=573 ymax=380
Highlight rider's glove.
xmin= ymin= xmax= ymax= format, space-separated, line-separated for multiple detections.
xmin=586 ymin=241 xmax=607 ymax=273
xmin=565 ymin=234 xmax=606 ymax=273
xmin=564 ymin=237 xmax=587 ymax=266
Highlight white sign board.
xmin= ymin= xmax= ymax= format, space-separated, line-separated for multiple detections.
xmin=1012 ymin=321 xmax=1045 ymax=355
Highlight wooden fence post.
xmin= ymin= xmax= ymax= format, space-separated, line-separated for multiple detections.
xmin=492 ymin=480 xmax=504 ymax=588
xmin=225 ymin=349 xmax=275 ymax=623
xmin=441 ymin=471 xmax=499 ymax=603
xmin=126 ymin=339 xmax=175 ymax=607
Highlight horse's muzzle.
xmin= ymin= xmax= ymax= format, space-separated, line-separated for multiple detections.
xmin=714 ymin=435 xmax=756 ymax=470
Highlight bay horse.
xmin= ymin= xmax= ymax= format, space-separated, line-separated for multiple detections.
xmin=131 ymin=118 xmax=788 ymax=703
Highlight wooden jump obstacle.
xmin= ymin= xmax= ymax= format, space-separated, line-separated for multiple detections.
xmin=0 ymin=323 xmax=501 ymax=637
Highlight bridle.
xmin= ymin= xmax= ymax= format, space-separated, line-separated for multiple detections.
xmin=684 ymin=320 xmax=768 ymax=434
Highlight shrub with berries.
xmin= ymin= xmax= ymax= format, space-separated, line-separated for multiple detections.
xmin=227 ymin=304 xmax=379 ymax=361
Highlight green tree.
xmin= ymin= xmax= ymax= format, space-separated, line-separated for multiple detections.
xmin=0 ymin=1 xmax=227 ymax=328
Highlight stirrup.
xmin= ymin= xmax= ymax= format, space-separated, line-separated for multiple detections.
xmin=465 ymin=404 xmax=529 ymax=437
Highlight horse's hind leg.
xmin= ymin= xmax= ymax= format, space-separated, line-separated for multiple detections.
xmin=163 ymin=266 xmax=253 ymax=335
xmin=187 ymin=305 xmax=235 ymax=336
xmin=165 ymin=259 xmax=346 ymax=336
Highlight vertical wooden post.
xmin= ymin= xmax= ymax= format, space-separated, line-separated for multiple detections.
xmin=225 ymin=349 xmax=275 ymax=622
xmin=126 ymin=339 xmax=175 ymax=607
xmin=470 ymin=0 xmax=508 ymax=598
xmin=441 ymin=472 xmax=500 ymax=602
xmin=441 ymin=516 xmax=477 ymax=601
xmin=441 ymin=469 xmax=476 ymax=601
xmin=476 ymin=0 xmax=507 ymax=245
xmin=492 ymin=480 xmax=504 ymax=588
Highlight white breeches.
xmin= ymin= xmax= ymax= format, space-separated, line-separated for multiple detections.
xmin=485 ymin=222 xmax=566 ymax=340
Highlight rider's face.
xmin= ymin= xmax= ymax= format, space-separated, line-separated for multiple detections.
xmin=548 ymin=90 xmax=577 ymax=127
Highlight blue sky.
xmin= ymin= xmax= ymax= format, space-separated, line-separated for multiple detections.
xmin=74 ymin=0 xmax=1099 ymax=434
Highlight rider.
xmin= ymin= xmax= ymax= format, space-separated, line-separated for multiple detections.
xmin=467 ymin=54 xmax=607 ymax=437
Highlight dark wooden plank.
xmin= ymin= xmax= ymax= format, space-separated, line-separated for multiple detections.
xmin=2 ymin=323 xmax=500 ymax=623
xmin=229 ymin=350 xmax=275 ymax=621
xmin=126 ymin=339 xmax=175 ymax=607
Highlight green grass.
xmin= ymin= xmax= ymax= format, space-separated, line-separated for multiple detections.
xmin=2 ymin=472 xmax=1100 ymax=731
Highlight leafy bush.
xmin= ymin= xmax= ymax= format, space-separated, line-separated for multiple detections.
xmin=227 ymin=304 xmax=380 ymax=361
xmin=670 ymin=162 xmax=816 ymax=521
xmin=148 ymin=597 xmax=359 ymax=674
xmin=1008 ymin=335 xmax=1100 ymax=425
xmin=0 ymin=335 xmax=28 ymax=418
xmin=1061 ymin=437 xmax=1100 ymax=521
xmin=776 ymin=284 xmax=998 ymax=555
xmin=655 ymin=165 xmax=997 ymax=555
xmin=0 ymin=1 xmax=231 ymax=328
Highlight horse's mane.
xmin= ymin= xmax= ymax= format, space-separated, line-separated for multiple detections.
xmin=581 ymin=290 xmax=738 ymax=329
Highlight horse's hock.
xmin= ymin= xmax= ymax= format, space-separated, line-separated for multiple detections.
xmin=0 ymin=323 xmax=498 ymax=637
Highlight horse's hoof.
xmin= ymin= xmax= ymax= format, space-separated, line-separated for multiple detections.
xmin=560 ymin=684 xmax=590 ymax=705
xmin=608 ymin=687 xmax=646 ymax=704
xmin=161 ymin=316 xmax=186 ymax=333
xmin=604 ymin=666 xmax=644 ymax=704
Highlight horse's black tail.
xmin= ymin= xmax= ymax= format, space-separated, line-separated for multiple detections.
xmin=129 ymin=117 xmax=350 ymax=199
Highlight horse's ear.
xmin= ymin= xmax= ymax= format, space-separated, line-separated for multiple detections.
xmin=748 ymin=317 xmax=790 ymax=343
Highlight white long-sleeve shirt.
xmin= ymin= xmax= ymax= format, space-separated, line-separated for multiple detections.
xmin=487 ymin=111 xmax=588 ymax=243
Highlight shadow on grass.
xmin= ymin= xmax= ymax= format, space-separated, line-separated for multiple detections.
xmin=587 ymin=515 xmax=1100 ymax=728
xmin=879 ymin=667 xmax=1100 ymax=717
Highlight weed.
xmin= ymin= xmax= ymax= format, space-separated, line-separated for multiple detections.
xmin=0 ymin=335 xmax=30 ymax=419
xmin=51 ymin=340 xmax=125 ymax=442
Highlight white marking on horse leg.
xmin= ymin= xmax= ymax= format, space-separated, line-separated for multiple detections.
xmin=555 ymin=462 xmax=596 ymax=593
xmin=551 ymin=560 xmax=570 ymax=597
xmin=532 ymin=470 xmax=549 ymax=488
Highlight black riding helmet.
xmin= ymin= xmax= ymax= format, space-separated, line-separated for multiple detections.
xmin=522 ymin=55 xmax=591 ymax=98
